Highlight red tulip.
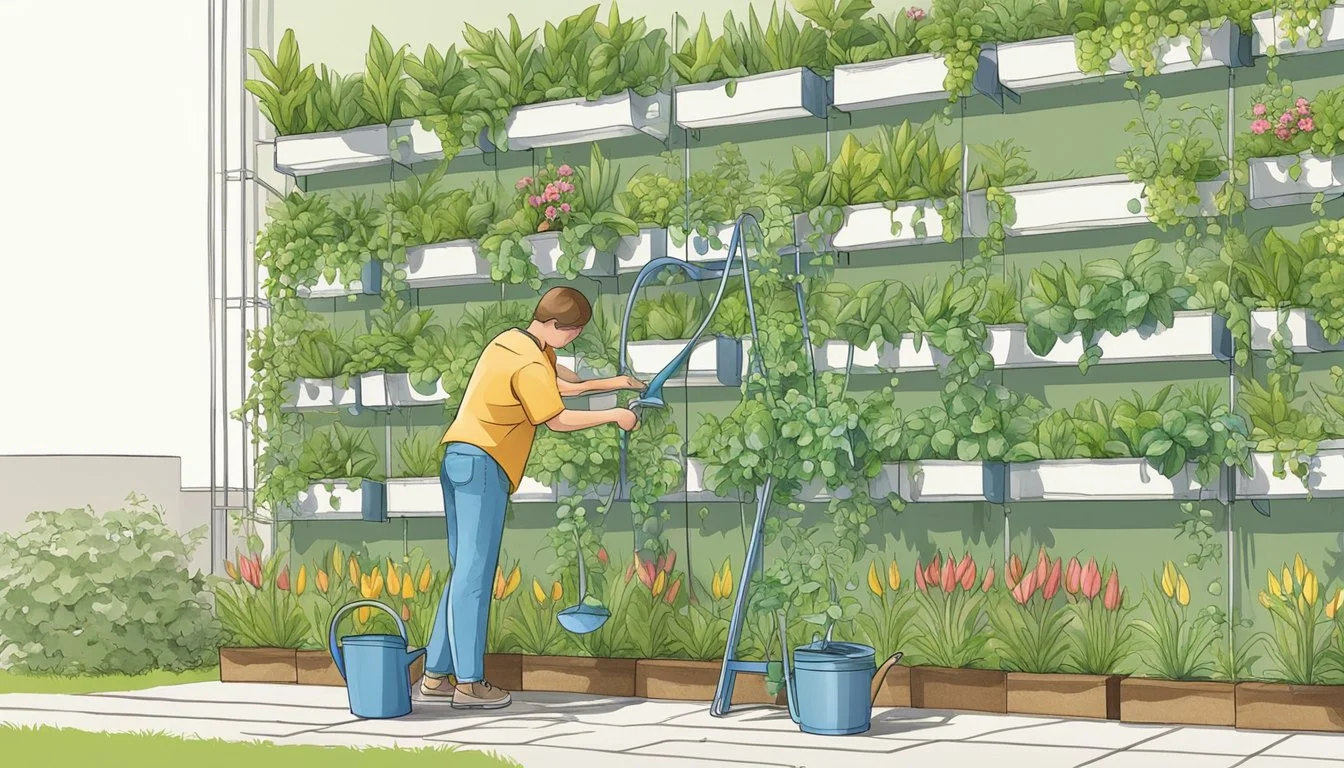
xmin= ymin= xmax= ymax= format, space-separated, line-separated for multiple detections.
xmin=927 ymin=554 xmax=942 ymax=587
xmin=1032 ymin=547 xmax=1048 ymax=591
xmin=958 ymin=555 xmax=976 ymax=591
xmin=981 ymin=566 xmax=995 ymax=592
xmin=1065 ymin=557 xmax=1082 ymax=595
xmin=915 ymin=559 xmax=927 ymax=591
xmin=1006 ymin=554 xmax=1023 ymax=589
xmin=277 ymin=567 xmax=291 ymax=592
xmin=656 ymin=555 xmax=666 ymax=573
xmin=625 ymin=554 xmax=638 ymax=582
xmin=1042 ymin=558 xmax=1063 ymax=600
xmin=1011 ymin=570 xmax=1037 ymax=605
xmin=1082 ymin=558 xmax=1102 ymax=600
xmin=239 ymin=554 xmax=262 ymax=589
xmin=640 ymin=560 xmax=657 ymax=589
xmin=597 ymin=547 xmax=609 ymax=565
xmin=1103 ymin=568 xmax=1122 ymax=611
xmin=940 ymin=555 xmax=957 ymax=592
xmin=664 ymin=549 xmax=676 ymax=573
xmin=664 ymin=578 xmax=681 ymax=604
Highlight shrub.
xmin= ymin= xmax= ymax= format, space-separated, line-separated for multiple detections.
xmin=0 ymin=493 xmax=221 ymax=675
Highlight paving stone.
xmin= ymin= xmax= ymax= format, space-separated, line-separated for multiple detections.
xmin=0 ymin=707 xmax=314 ymax=740
xmin=0 ymin=691 xmax=351 ymax=726
xmin=536 ymin=721 xmax=915 ymax=754
xmin=968 ymin=718 xmax=1171 ymax=749
xmin=1261 ymin=732 xmax=1344 ymax=759
xmin=882 ymin=740 xmax=1109 ymax=767
xmin=1139 ymin=726 xmax=1289 ymax=756
xmin=314 ymin=709 xmax=514 ymax=739
xmin=1087 ymin=750 xmax=1243 ymax=767
xmin=490 ymin=743 xmax=785 ymax=768
xmin=626 ymin=738 xmax=908 ymax=767
xmin=90 ymin=681 xmax=349 ymax=709
xmin=1242 ymin=758 xmax=1343 ymax=768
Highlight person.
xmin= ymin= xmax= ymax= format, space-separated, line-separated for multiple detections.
xmin=421 ymin=286 xmax=643 ymax=709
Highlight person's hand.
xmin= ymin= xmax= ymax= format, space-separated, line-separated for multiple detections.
xmin=613 ymin=408 xmax=639 ymax=431
xmin=614 ymin=375 xmax=645 ymax=392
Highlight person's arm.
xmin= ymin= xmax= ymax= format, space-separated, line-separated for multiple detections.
xmin=554 ymin=368 xmax=646 ymax=397
xmin=544 ymin=408 xmax=633 ymax=432
xmin=515 ymin=362 xmax=637 ymax=432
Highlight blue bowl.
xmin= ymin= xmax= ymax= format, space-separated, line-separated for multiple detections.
xmin=557 ymin=603 xmax=610 ymax=634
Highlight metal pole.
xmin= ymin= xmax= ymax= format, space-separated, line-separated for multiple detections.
xmin=238 ymin=0 xmax=249 ymax=545
xmin=207 ymin=0 xmax=220 ymax=573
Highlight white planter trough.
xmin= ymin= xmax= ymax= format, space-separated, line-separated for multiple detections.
xmin=1248 ymin=154 xmax=1344 ymax=209
xmin=1237 ymin=440 xmax=1344 ymax=499
xmin=814 ymin=338 xmax=943 ymax=374
xmin=992 ymin=311 xmax=1231 ymax=368
xmin=296 ymin=261 xmax=382 ymax=299
xmin=284 ymin=377 xmax=359 ymax=410
xmin=404 ymin=240 xmax=490 ymax=287
xmin=997 ymin=23 xmax=1250 ymax=93
xmin=527 ymin=232 xmax=617 ymax=277
xmin=616 ymin=228 xmax=669 ymax=273
xmin=832 ymin=53 xmax=950 ymax=110
xmin=672 ymin=221 xmax=740 ymax=263
xmin=556 ymin=353 xmax=578 ymax=373
xmin=289 ymin=480 xmax=386 ymax=522
xmin=798 ymin=477 xmax=852 ymax=502
xmin=1250 ymin=308 xmax=1344 ymax=352
xmin=513 ymin=476 xmax=559 ymax=504
xmin=897 ymin=461 xmax=1008 ymax=504
xmin=793 ymin=200 xmax=947 ymax=252
xmin=1252 ymin=3 xmax=1344 ymax=56
xmin=274 ymin=125 xmax=390 ymax=176
xmin=386 ymin=478 xmax=442 ymax=517
xmin=622 ymin=337 xmax=743 ymax=387
xmin=964 ymin=174 xmax=1224 ymax=237
xmin=388 ymin=119 xmax=490 ymax=166
xmin=681 ymin=458 xmax=738 ymax=502
xmin=506 ymin=90 xmax=671 ymax=150
xmin=674 ymin=68 xmax=829 ymax=130
xmin=1010 ymin=459 xmax=1219 ymax=502
xmin=358 ymin=371 xmax=449 ymax=408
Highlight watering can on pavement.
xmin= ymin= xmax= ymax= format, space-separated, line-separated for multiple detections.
xmin=329 ymin=599 xmax=427 ymax=719
xmin=776 ymin=611 xmax=903 ymax=736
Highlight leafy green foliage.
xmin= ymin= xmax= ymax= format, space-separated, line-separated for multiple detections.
xmin=795 ymin=0 xmax=933 ymax=65
xmin=386 ymin=166 xmax=497 ymax=250
xmin=245 ymin=29 xmax=318 ymax=135
xmin=299 ymin=423 xmax=383 ymax=483
xmin=293 ymin=325 xmax=356 ymax=380
xmin=395 ymin=429 xmax=446 ymax=478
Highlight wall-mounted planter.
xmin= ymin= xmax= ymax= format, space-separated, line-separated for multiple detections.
xmin=219 ymin=647 xmax=297 ymax=683
xmin=1251 ymin=3 xmax=1344 ymax=56
xmin=623 ymin=337 xmax=743 ymax=387
xmin=832 ymin=52 xmax=951 ymax=110
xmin=814 ymin=338 xmax=943 ymax=375
xmin=1119 ymin=678 xmax=1235 ymax=726
xmin=513 ymin=476 xmax=559 ymax=504
xmin=1235 ymin=682 xmax=1344 ymax=733
xmin=673 ymin=68 xmax=829 ymax=130
xmin=386 ymin=477 xmax=442 ymax=517
xmin=964 ymin=174 xmax=1224 ymax=237
xmin=506 ymin=90 xmax=671 ymax=150
xmin=681 ymin=458 xmax=738 ymax=503
xmin=1007 ymin=673 xmax=1121 ymax=720
xmin=1248 ymin=153 xmax=1344 ymax=209
xmin=359 ymin=370 xmax=449 ymax=408
xmin=527 ymin=232 xmax=620 ymax=277
xmin=671 ymin=221 xmax=740 ymax=263
xmin=284 ymin=377 xmax=359 ymax=411
xmin=1250 ymin=308 xmax=1344 ymax=353
xmin=909 ymin=667 xmax=1007 ymax=713
xmin=896 ymin=461 xmax=1008 ymax=504
xmin=793 ymin=200 xmax=948 ymax=253
xmin=296 ymin=261 xmax=382 ymax=299
xmin=988 ymin=314 xmax=1230 ymax=369
xmin=403 ymin=240 xmax=490 ymax=288
xmin=997 ymin=23 xmax=1250 ymax=93
xmin=388 ymin=119 xmax=490 ymax=166
xmin=290 ymin=480 xmax=387 ymax=522
xmin=617 ymin=227 xmax=670 ymax=272
xmin=1010 ymin=459 xmax=1221 ymax=502
xmin=273 ymin=124 xmax=390 ymax=177
xmin=1236 ymin=440 xmax=1344 ymax=499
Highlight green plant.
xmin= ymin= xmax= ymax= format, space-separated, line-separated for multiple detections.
xmin=558 ymin=146 xmax=641 ymax=278
xmin=916 ymin=0 xmax=994 ymax=102
xmin=350 ymin=297 xmax=442 ymax=375
xmin=857 ymin=559 xmax=918 ymax=665
xmin=1240 ymin=372 xmax=1327 ymax=486
xmin=395 ymin=430 xmax=444 ymax=478
xmin=460 ymin=15 xmax=540 ymax=150
xmin=357 ymin=28 xmax=410 ymax=126
xmin=298 ymin=423 xmax=383 ymax=487
xmin=629 ymin=291 xmax=706 ymax=340
xmin=991 ymin=548 xmax=1073 ymax=674
xmin=0 ymin=493 xmax=220 ymax=674
xmin=1063 ymin=558 xmax=1136 ymax=675
xmin=909 ymin=552 xmax=995 ymax=668
xmin=386 ymin=167 xmax=497 ymax=250
xmin=501 ymin=576 xmax=572 ymax=656
xmin=294 ymin=326 xmax=356 ymax=380
xmin=215 ymin=549 xmax=310 ymax=650
xmin=402 ymin=43 xmax=486 ymax=159
xmin=674 ymin=6 xmax=829 ymax=89
xmin=1303 ymin=219 xmax=1344 ymax=343
xmin=532 ymin=4 xmax=669 ymax=103
xmin=245 ymin=29 xmax=318 ymax=136
xmin=795 ymin=0 xmax=934 ymax=66
xmin=1132 ymin=561 xmax=1219 ymax=680
xmin=1258 ymin=556 xmax=1335 ymax=684
xmin=309 ymin=65 xmax=374 ymax=132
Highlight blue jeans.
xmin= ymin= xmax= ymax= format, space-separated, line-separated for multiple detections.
xmin=425 ymin=442 xmax=509 ymax=683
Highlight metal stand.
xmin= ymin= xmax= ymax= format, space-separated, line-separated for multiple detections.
xmin=710 ymin=475 xmax=774 ymax=715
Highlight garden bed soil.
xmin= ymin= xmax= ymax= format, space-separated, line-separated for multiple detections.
xmin=1120 ymin=678 xmax=1235 ymax=726
xmin=292 ymin=650 xmax=425 ymax=688
xmin=872 ymin=664 xmax=913 ymax=707
xmin=1006 ymin=673 xmax=1121 ymax=720
xmin=633 ymin=659 xmax=786 ymax=704
xmin=910 ymin=666 xmax=1006 ymax=713
xmin=522 ymin=655 xmax=638 ymax=697
xmin=1236 ymin=682 xmax=1344 ymax=733
xmin=219 ymin=647 xmax=297 ymax=684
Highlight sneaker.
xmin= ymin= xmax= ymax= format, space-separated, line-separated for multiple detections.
xmin=419 ymin=674 xmax=457 ymax=698
xmin=452 ymin=680 xmax=512 ymax=710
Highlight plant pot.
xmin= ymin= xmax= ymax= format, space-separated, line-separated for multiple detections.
xmin=1252 ymin=3 xmax=1344 ymax=56
xmin=872 ymin=663 xmax=912 ymax=707
xmin=674 ymin=68 xmax=829 ymax=130
xmin=1248 ymin=154 xmax=1344 ymax=209
xmin=634 ymin=659 xmax=785 ymax=704
xmin=386 ymin=477 xmax=444 ymax=517
xmin=624 ymin=337 xmax=743 ymax=387
xmin=1120 ymin=677 xmax=1235 ymax=726
xmin=512 ymin=476 xmax=559 ymax=504
xmin=294 ymin=648 xmax=426 ymax=688
xmin=283 ymin=378 xmax=360 ymax=411
xmin=273 ymin=124 xmax=390 ymax=177
xmin=296 ymin=261 xmax=382 ymax=299
xmin=669 ymin=220 xmax=739 ymax=263
xmin=1009 ymin=459 xmax=1223 ymax=502
xmin=616 ymin=227 xmax=669 ymax=272
xmin=1236 ymin=682 xmax=1344 ymax=732
xmin=891 ymin=461 xmax=1008 ymax=504
xmin=388 ymin=119 xmax=490 ymax=166
xmin=793 ymin=200 xmax=949 ymax=253
xmin=287 ymin=480 xmax=387 ymax=522
xmin=219 ymin=647 xmax=297 ymax=683
xmin=910 ymin=666 xmax=1007 ymax=713
xmin=521 ymin=655 xmax=637 ymax=697
xmin=403 ymin=239 xmax=490 ymax=288
xmin=813 ymin=338 xmax=944 ymax=375
xmin=1237 ymin=440 xmax=1344 ymax=499
xmin=377 ymin=371 xmax=450 ymax=407
xmin=832 ymin=53 xmax=951 ymax=111
xmin=1007 ymin=673 xmax=1122 ymax=720
xmin=526 ymin=232 xmax=618 ymax=277
xmin=506 ymin=90 xmax=671 ymax=150
xmin=964 ymin=174 xmax=1225 ymax=237
xmin=678 ymin=458 xmax=738 ymax=503
xmin=1251 ymin=308 xmax=1344 ymax=353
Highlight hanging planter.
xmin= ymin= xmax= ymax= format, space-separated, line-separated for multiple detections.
xmin=813 ymin=339 xmax=943 ymax=374
xmin=624 ymin=337 xmax=743 ymax=387
xmin=273 ymin=124 xmax=390 ymax=177
xmin=295 ymin=261 xmax=382 ymax=299
xmin=996 ymin=23 xmax=1250 ymax=93
xmin=1250 ymin=309 xmax=1344 ymax=352
xmin=793 ymin=200 xmax=948 ymax=252
xmin=505 ymin=90 xmax=672 ymax=150
xmin=288 ymin=480 xmax=386 ymax=522
xmin=526 ymin=232 xmax=618 ymax=277
xmin=884 ymin=461 xmax=1009 ymax=504
xmin=964 ymin=174 xmax=1224 ymax=237
xmin=388 ymin=119 xmax=491 ymax=166
xmin=1010 ymin=459 xmax=1222 ymax=502
xmin=1248 ymin=153 xmax=1344 ymax=209
xmin=284 ymin=377 xmax=359 ymax=411
xmin=386 ymin=477 xmax=443 ymax=517
xmin=673 ymin=67 xmax=830 ymax=130
xmin=616 ymin=227 xmax=669 ymax=273
xmin=1236 ymin=440 xmax=1344 ymax=499
xmin=403 ymin=240 xmax=490 ymax=288
xmin=1251 ymin=3 xmax=1344 ymax=56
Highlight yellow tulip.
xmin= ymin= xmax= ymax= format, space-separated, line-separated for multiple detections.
xmin=316 ymin=569 xmax=330 ymax=594
xmin=1327 ymin=589 xmax=1344 ymax=619
xmin=387 ymin=566 xmax=402 ymax=599
xmin=418 ymin=564 xmax=432 ymax=593
xmin=331 ymin=544 xmax=343 ymax=582
xmin=1303 ymin=571 xmax=1319 ymax=606
xmin=868 ymin=562 xmax=883 ymax=597
xmin=402 ymin=574 xmax=414 ymax=600
xmin=720 ymin=560 xmax=733 ymax=599
xmin=1284 ymin=568 xmax=1294 ymax=596
xmin=888 ymin=561 xmax=900 ymax=591
xmin=505 ymin=566 xmax=521 ymax=598
xmin=1259 ymin=592 xmax=1271 ymax=609
xmin=1295 ymin=555 xmax=1307 ymax=587
xmin=552 ymin=581 xmax=563 ymax=602
xmin=358 ymin=606 xmax=371 ymax=623
xmin=533 ymin=579 xmax=547 ymax=605
xmin=1177 ymin=575 xmax=1190 ymax=607
xmin=296 ymin=565 xmax=307 ymax=596
xmin=1161 ymin=561 xmax=1176 ymax=599
xmin=712 ymin=570 xmax=723 ymax=600
xmin=1268 ymin=569 xmax=1283 ymax=598
xmin=653 ymin=571 xmax=667 ymax=597
xmin=349 ymin=555 xmax=361 ymax=585
xmin=493 ymin=567 xmax=506 ymax=600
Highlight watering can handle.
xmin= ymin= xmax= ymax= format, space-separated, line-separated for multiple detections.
xmin=328 ymin=599 xmax=410 ymax=681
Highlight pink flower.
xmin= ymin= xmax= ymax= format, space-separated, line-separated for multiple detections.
xmin=1280 ymin=112 xmax=1294 ymax=126
xmin=558 ymin=181 xmax=574 ymax=193
xmin=557 ymin=164 xmax=573 ymax=177
xmin=515 ymin=176 xmax=534 ymax=190
xmin=529 ymin=195 xmax=543 ymax=207
xmin=545 ymin=205 xmax=558 ymax=219
xmin=1299 ymin=104 xmax=1312 ymax=115
xmin=560 ymin=202 xmax=571 ymax=213
xmin=1297 ymin=97 xmax=1310 ymax=108
xmin=906 ymin=7 xmax=925 ymax=20
xmin=1276 ymin=126 xmax=1292 ymax=141
xmin=1252 ymin=103 xmax=1267 ymax=116
xmin=1299 ymin=117 xmax=1315 ymax=132
xmin=1250 ymin=119 xmax=1271 ymax=134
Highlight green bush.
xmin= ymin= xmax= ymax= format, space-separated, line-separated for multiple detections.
xmin=0 ymin=493 xmax=221 ymax=675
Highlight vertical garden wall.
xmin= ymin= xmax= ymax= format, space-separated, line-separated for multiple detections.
xmin=220 ymin=0 xmax=1344 ymax=724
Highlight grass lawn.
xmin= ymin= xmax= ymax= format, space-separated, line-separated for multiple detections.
xmin=0 ymin=726 xmax=523 ymax=767
xmin=0 ymin=666 xmax=220 ymax=694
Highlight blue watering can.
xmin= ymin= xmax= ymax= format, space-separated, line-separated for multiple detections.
xmin=776 ymin=612 xmax=903 ymax=735
xmin=328 ymin=599 xmax=427 ymax=719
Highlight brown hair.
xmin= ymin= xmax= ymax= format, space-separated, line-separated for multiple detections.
xmin=533 ymin=287 xmax=592 ymax=329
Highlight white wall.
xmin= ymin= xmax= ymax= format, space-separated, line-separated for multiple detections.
xmin=0 ymin=0 xmax=211 ymax=487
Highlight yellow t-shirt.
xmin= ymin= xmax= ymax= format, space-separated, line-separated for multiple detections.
xmin=441 ymin=329 xmax=565 ymax=494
